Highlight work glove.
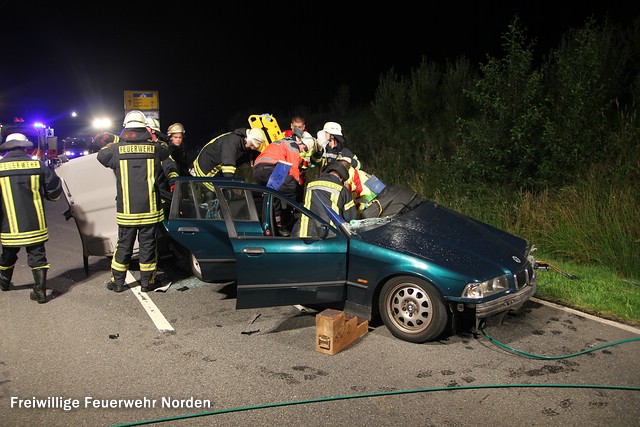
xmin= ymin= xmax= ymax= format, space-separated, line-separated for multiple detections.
xmin=316 ymin=130 xmax=327 ymax=149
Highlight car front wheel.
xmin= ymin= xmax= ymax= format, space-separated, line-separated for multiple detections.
xmin=379 ymin=276 xmax=448 ymax=343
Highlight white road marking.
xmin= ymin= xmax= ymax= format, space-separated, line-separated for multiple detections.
xmin=126 ymin=271 xmax=175 ymax=332
xmin=532 ymin=297 xmax=640 ymax=334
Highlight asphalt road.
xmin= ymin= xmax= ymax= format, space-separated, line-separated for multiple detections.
xmin=1 ymin=198 xmax=639 ymax=427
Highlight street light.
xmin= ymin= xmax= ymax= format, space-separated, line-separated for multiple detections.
xmin=92 ymin=117 xmax=112 ymax=132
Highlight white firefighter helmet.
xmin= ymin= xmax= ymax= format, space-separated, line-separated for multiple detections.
xmin=246 ymin=128 xmax=266 ymax=149
xmin=323 ymin=121 xmax=343 ymax=136
xmin=123 ymin=110 xmax=148 ymax=128
xmin=145 ymin=117 xmax=161 ymax=132
xmin=167 ymin=122 xmax=185 ymax=135
xmin=0 ymin=133 xmax=33 ymax=150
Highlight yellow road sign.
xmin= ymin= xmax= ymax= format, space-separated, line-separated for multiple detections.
xmin=124 ymin=90 xmax=159 ymax=110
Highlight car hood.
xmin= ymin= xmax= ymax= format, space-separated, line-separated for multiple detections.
xmin=357 ymin=201 xmax=528 ymax=278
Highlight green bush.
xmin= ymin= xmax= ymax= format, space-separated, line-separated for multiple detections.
xmin=343 ymin=15 xmax=639 ymax=281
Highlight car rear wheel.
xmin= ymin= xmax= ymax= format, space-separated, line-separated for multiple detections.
xmin=168 ymin=242 xmax=196 ymax=276
xmin=379 ymin=276 xmax=448 ymax=343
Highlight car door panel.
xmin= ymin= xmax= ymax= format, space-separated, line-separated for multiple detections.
xmin=222 ymin=187 xmax=349 ymax=309
xmin=167 ymin=178 xmax=349 ymax=305
xmin=165 ymin=179 xmax=261 ymax=282
xmin=230 ymin=235 xmax=348 ymax=308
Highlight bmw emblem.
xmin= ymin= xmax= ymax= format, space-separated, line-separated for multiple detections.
xmin=512 ymin=256 xmax=521 ymax=263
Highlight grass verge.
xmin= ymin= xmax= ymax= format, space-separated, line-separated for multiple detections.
xmin=533 ymin=257 xmax=640 ymax=326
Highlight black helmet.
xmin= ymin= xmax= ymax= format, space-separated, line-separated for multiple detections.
xmin=323 ymin=161 xmax=349 ymax=181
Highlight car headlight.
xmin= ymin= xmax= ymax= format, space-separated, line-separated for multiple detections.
xmin=461 ymin=275 xmax=509 ymax=299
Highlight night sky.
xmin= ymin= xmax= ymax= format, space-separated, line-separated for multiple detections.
xmin=1 ymin=1 xmax=638 ymax=146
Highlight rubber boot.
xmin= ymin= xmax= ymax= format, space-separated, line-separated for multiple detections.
xmin=106 ymin=281 xmax=125 ymax=293
xmin=107 ymin=270 xmax=126 ymax=293
xmin=0 ymin=267 xmax=13 ymax=291
xmin=29 ymin=269 xmax=48 ymax=304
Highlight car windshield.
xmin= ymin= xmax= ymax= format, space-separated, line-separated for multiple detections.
xmin=348 ymin=215 xmax=398 ymax=233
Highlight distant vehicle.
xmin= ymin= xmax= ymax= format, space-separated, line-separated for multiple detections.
xmin=0 ymin=121 xmax=58 ymax=167
xmin=60 ymin=137 xmax=93 ymax=160
xmin=56 ymin=153 xmax=538 ymax=344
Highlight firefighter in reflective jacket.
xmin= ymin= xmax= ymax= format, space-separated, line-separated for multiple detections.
xmin=336 ymin=155 xmax=376 ymax=216
xmin=193 ymin=128 xmax=265 ymax=178
xmin=146 ymin=117 xmax=178 ymax=196
xmin=310 ymin=122 xmax=362 ymax=171
xmin=294 ymin=161 xmax=356 ymax=238
xmin=97 ymin=111 xmax=169 ymax=293
xmin=0 ymin=133 xmax=63 ymax=303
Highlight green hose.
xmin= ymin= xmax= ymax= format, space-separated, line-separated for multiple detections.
xmin=111 ymin=383 xmax=640 ymax=427
xmin=480 ymin=321 xmax=640 ymax=359
xmin=111 ymin=323 xmax=640 ymax=427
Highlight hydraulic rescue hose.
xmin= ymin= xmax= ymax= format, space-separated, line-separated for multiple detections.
xmin=111 ymin=322 xmax=640 ymax=427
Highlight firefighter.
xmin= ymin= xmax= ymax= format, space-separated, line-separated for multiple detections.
xmin=252 ymin=128 xmax=315 ymax=236
xmin=335 ymin=154 xmax=377 ymax=216
xmin=294 ymin=161 xmax=356 ymax=238
xmin=145 ymin=117 xmax=167 ymax=142
xmin=97 ymin=110 xmax=169 ymax=293
xmin=146 ymin=117 xmax=178 ymax=195
xmin=193 ymin=127 xmax=265 ymax=178
xmin=166 ymin=122 xmax=192 ymax=177
xmin=310 ymin=121 xmax=362 ymax=171
xmin=0 ymin=133 xmax=63 ymax=303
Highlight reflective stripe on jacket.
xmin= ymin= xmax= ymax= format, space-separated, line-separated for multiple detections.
xmin=193 ymin=129 xmax=255 ymax=178
xmin=298 ymin=173 xmax=356 ymax=238
xmin=97 ymin=132 xmax=169 ymax=226
xmin=0 ymin=151 xmax=62 ymax=246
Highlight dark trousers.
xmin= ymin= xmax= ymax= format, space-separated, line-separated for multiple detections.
xmin=111 ymin=224 xmax=159 ymax=287
xmin=253 ymin=164 xmax=299 ymax=198
xmin=253 ymin=163 xmax=300 ymax=224
xmin=0 ymin=243 xmax=48 ymax=269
